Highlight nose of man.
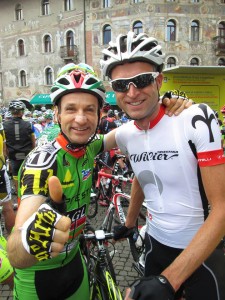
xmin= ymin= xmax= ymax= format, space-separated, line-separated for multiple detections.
xmin=74 ymin=114 xmax=87 ymax=123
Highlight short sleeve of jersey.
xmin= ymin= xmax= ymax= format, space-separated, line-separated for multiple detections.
xmin=184 ymin=104 xmax=225 ymax=167
xmin=88 ymin=134 xmax=104 ymax=155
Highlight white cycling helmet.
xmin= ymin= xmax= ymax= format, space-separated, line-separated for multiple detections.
xmin=100 ymin=31 xmax=165 ymax=78
xmin=8 ymin=100 xmax=26 ymax=111
xmin=51 ymin=65 xmax=106 ymax=108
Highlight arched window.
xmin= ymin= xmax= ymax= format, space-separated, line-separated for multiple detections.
xmin=133 ymin=21 xmax=143 ymax=35
xmin=15 ymin=4 xmax=23 ymax=20
xmin=18 ymin=39 xmax=25 ymax=56
xmin=103 ymin=25 xmax=111 ymax=45
xmin=167 ymin=57 xmax=176 ymax=68
xmin=167 ymin=20 xmax=176 ymax=41
xmin=190 ymin=57 xmax=199 ymax=66
xmin=66 ymin=30 xmax=75 ymax=56
xmin=20 ymin=70 xmax=27 ymax=86
xmin=45 ymin=68 xmax=53 ymax=85
xmin=218 ymin=58 xmax=225 ymax=66
xmin=44 ymin=35 xmax=52 ymax=52
xmin=64 ymin=0 xmax=72 ymax=11
xmin=42 ymin=0 xmax=50 ymax=16
xmin=191 ymin=20 xmax=200 ymax=41
xmin=218 ymin=22 xmax=225 ymax=37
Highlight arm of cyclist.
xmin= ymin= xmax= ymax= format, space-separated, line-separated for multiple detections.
xmin=7 ymin=176 xmax=71 ymax=269
xmin=125 ymin=177 xmax=145 ymax=229
xmin=113 ymin=177 xmax=145 ymax=241
xmin=125 ymin=164 xmax=225 ymax=300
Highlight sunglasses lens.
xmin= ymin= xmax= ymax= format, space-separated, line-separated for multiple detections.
xmin=111 ymin=73 xmax=156 ymax=92
xmin=134 ymin=74 xmax=154 ymax=89
xmin=111 ymin=81 xmax=127 ymax=92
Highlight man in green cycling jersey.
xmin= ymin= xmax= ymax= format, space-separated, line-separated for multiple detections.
xmin=7 ymin=62 xmax=189 ymax=299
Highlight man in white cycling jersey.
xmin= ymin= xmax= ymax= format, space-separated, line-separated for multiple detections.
xmin=101 ymin=31 xmax=225 ymax=300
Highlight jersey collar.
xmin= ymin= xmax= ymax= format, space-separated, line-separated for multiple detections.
xmin=56 ymin=134 xmax=86 ymax=158
xmin=134 ymin=104 xmax=165 ymax=130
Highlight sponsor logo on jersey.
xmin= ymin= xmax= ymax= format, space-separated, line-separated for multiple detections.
xmin=25 ymin=141 xmax=59 ymax=170
xmin=82 ymin=169 xmax=91 ymax=181
xmin=192 ymin=104 xmax=216 ymax=143
xmin=67 ymin=204 xmax=86 ymax=239
xmin=130 ymin=151 xmax=178 ymax=163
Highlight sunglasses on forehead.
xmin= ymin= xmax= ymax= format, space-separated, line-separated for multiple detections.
xmin=110 ymin=72 xmax=159 ymax=92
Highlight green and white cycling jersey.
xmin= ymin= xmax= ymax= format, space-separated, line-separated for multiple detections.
xmin=18 ymin=133 xmax=104 ymax=270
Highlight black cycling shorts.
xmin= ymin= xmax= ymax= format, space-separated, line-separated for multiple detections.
xmin=145 ymin=233 xmax=225 ymax=300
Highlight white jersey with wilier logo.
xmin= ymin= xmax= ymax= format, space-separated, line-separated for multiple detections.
xmin=115 ymin=104 xmax=225 ymax=249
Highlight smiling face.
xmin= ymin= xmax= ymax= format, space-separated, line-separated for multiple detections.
xmin=56 ymin=92 xmax=99 ymax=144
xmin=110 ymin=61 xmax=163 ymax=129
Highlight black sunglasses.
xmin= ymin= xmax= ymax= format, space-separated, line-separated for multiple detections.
xmin=110 ymin=72 xmax=159 ymax=92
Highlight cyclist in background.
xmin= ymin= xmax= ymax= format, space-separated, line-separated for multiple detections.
xmin=3 ymin=100 xmax=36 ymax=194
xmin=0 ymin=115 xmax=15 ymax=289
xmin=43 ymin=110 xmax=55 ymax=129
xmin=7 ymin=62 xmax=190 ymax=299
xmin=101 ymin=31 xmax=225 ymax=300
xmin=220 ymin=106 xmax=225 ymax=150
xmin=98 ymin=101 xmax=111 ymax=133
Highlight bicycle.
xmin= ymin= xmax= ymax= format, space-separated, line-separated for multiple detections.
xmin=87 ymin=155 xmax=113 ymax=219
xmin=88 ymin=153 xmax=133 ymax=219
xmin=80 ymin=226 xmax=122 ymax=300
xmin=95 ymin=171 xmax=146 ymax=275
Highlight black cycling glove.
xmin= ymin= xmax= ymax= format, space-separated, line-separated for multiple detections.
xmin=113 ymin=224 xmax=135 ymax=241
xmin=129 ymin=275 xmax=175 ymax=300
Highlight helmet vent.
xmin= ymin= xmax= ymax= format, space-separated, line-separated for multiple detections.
xmin=86 ymin=77 xmax=97 ymax=85
xmin=72 ymin=73 xmax=81 ymax=83
xmin=58 ymin=78 xmax=70 ymax=85
xmin=51 ymin=86 xmax=58 ymax=92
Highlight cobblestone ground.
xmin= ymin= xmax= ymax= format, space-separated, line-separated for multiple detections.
xmin=0 ymin=197 xmax=142 ymax=299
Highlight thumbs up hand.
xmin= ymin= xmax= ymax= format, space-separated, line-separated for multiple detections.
xmin=21 ymin=176 xmax=71 ymax=261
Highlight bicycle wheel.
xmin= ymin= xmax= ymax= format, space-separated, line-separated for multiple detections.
xmin=88 ymin=191 xmax=98 ymax=219
xmin=97 ymin=270 xmax=122 ymax=300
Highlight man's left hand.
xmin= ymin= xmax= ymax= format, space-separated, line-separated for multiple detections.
xmin=124 ymin=275 xmax=175 ymax=300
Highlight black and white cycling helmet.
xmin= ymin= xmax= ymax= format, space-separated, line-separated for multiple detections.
xmin=100 ymin=31 xmax=165 ymax=78
xmin=8 ymin=100 xmax=25 ymax=111
xmin=51 ymin=64 xmax=106 ymax=107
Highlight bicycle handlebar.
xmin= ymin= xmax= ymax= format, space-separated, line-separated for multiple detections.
xmin=98 ymin=171 xmax=133 ymax=183
xmin=83 ymin=230 xmax=114 ymax=241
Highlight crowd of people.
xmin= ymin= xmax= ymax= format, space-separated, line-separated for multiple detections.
xmin=0 ymin=30 xmax=224 ymax=300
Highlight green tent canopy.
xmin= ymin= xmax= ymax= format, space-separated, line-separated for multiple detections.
xmin=106 ymin=91 xmax=116 ymax=105
xmin=30 ymin=92 xmax=117 ymax=105
xmin=30 ymin=94 xmax=51 ymax=105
